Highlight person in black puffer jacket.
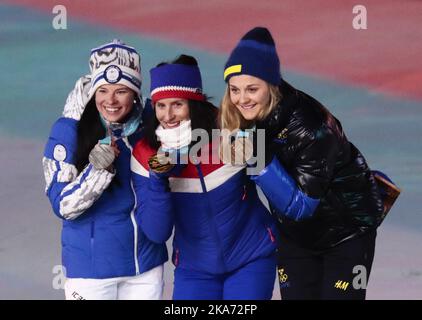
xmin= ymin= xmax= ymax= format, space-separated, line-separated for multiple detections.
xmin=219 ymin=27 xmax=390 ymax=300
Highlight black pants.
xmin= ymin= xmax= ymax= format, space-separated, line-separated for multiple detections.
xmin=277 ymin=231 xmax=376 ymax=300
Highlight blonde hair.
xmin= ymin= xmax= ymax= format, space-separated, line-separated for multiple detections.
xmin=218 ymin=83 xmax=281 ymax=132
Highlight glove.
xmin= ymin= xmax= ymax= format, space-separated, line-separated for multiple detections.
xmin=89 ymin=143 xmax=115 ymax=171
xmin=62 ymin=75 xmax=92 ymax=121
xmin=220 ymin=129 xmax=271 ymax=169
xmin=148 ymin=147 xmax=188 ymax=178
xmin=147 ymin=148 xmax=187 ymax=194
xmin=220 ymin=130 xmax=254 ymax=166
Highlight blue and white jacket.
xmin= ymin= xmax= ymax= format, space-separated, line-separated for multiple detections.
xmin=131 ymin=138 xmax=277 ymax=275
xmin=42 ymin=77 xmax=167 ymax=279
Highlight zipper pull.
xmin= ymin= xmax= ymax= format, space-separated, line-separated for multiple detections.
xmin=174 ymin=248 xmax=180 ymax=266
xmin=267 ymin=227 xmax=275 ymax=242
xmin=242 ymin=185 xmax=247 ymax=200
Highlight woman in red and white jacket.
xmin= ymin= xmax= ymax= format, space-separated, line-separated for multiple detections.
xmin=131 ymin=54 xmax=278 ymax=300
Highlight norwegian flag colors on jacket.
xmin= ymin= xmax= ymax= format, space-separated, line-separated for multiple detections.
xmin=131 ymin=138 xmax=277 ymax=274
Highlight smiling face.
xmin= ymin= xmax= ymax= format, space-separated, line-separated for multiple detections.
xmin=155 ymin=98 xmax=190 ymax=129
xmin=228 ymin=74 xmax=271 ymax=121
xmin=95 ymin=84 xmax=135 ymax=122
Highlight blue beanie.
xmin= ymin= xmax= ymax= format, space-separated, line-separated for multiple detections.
xmin=224 ymin=27 xmax=281 ymax=86
xmin=150 ymin=63 xmax=204 ymax=103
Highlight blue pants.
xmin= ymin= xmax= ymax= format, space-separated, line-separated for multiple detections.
xmin=173 ymin=255 xmax=276 ymax=300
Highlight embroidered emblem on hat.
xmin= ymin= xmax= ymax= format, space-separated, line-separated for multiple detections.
xmin=53 ymin=144 xmax=67 ymax=161
xmin=104 ymin=65 xmax=122 ymax=84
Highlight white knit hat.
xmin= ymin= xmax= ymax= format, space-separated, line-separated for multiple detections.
xmin=87 ymin=39 xmax=141 ymax=101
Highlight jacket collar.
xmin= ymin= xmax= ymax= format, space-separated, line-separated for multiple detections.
xmin=256 ymin=79 xmax=299 ymax=139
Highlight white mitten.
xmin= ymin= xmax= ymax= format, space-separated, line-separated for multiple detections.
xmin=63 ymin=75 xmax=92 ymax=121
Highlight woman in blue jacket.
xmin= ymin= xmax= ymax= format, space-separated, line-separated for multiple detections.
xmin=131 ymin=54 xmax=277 ymax=300
xmin=42 ymin=40 xmax=167 ymax=300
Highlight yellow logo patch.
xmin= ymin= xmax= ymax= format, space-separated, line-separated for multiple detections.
xmin=334 ymin=280 xmax=349 ymax=290
xmin=224 ymin=65 xmax=242 ymax=80
xmin=278 ymin=268 xmax=288 ymax=283
xmin=277 ymin=128 xmax=288 ymax=139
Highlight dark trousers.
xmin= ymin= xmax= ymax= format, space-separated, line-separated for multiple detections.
xmin=277 ymin=231 xmax=376 ymax=300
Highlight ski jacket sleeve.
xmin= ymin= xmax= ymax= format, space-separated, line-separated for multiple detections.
xmin=42 ymin=74 xmax=115 ymax=220
xmin=131 ymin=141 xmax=174 ymax=243
xmin=252 ymin=125 xmax=339 ymax=221
xmin=43 ymin=118 xmax=115 ymax=220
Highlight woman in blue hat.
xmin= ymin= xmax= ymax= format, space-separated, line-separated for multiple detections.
xmin=219 ymin=27 xmax=399 ymax=300
xmin=131 ymin=54 xmax=277 ymax=300
xmin=42 ymin=40 xmax=167 ymax=300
